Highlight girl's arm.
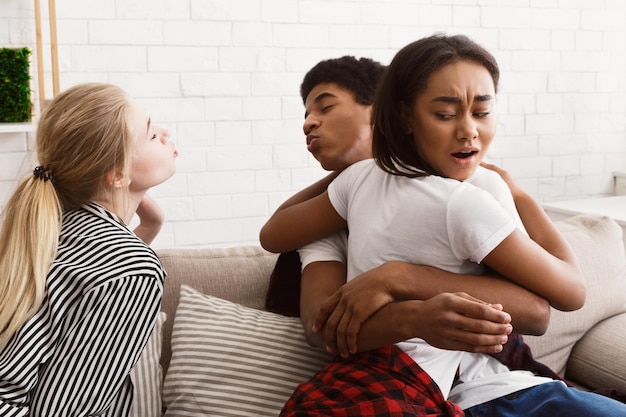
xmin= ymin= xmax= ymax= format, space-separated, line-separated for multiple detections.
xmin=133 ymin=194 xmax=164 ymax=244
xmin=480 ymin=163 xmax=585 ymax=311
xmin=483 ymin=219 xmax=585 ymax=311
xmin=274 ymin=172 xmax=340 ymax=212
xmin=259 ymin=191 xmax=346 ymax=253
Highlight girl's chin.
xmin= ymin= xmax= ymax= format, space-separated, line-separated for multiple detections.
xmin=445 ymin=166 xmax=478 ymax=181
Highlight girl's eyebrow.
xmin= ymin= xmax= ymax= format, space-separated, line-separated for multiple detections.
xmin=431 ymin=94 xmax=493 ymax=103
xmin=475 ymin=94 xmax=493 ymax=102
xmin=146 ymin=117 xmax=151 ymax=135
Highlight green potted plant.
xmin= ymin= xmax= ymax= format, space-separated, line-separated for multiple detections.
xmin=0 ymin=47 xmax=32 ymax=123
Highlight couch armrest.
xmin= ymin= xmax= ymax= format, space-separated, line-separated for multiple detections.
xmin=565 ymin=312 xmax=626 ymax=393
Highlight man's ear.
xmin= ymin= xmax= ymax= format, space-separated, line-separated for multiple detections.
xmin=105 ymin=170 xmax=131 ymax=188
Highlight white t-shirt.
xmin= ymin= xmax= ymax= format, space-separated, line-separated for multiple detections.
xmin=328 ymin=159 xmax=517 ymax=281
xmin=298 ymin=164 xmax=524 ymax=270
xmin=299 ymin=229 xmax=348 ymax=268
xmin=298 ymin=159 xmax=550 ymax=406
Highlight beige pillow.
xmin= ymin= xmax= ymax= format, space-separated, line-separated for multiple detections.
xmin=524 ymin=214 xmax=626 ymax=375
xmin=162 ymin=285 xmax=332 ymax=417
xmin=566 ymin=312 xmax=626 ymax=393
xmin=130 ymin=311 xmax=166 ymax=417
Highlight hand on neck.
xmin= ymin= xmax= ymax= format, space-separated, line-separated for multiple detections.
xmin=94 ymin=187 xmax=144 ymax=226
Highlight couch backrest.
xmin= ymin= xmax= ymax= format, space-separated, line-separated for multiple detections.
xmin=524 ymin=214 xmax=626 ymax=375
xmin=156 ymin=246 xmax=278 ymax=373
xmin=155 ymin=215 xmax=626 ymax=380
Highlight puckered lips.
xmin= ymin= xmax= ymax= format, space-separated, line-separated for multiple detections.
xmin=306 ymin=134 xmax=319 ymax=153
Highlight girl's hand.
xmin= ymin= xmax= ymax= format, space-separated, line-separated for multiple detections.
xmin=134 ymin=195 xmax=164 ymax=244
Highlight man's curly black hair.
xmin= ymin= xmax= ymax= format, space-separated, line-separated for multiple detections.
xmin=300 ymin=56 xmax=386 ymax=106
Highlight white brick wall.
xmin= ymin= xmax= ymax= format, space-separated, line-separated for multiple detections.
xmin=1 ymin=0 xmax=625 ymax=248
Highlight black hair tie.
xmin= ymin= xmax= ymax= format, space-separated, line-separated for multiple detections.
xmin=33 ymin=166 xmax=54 ymax=182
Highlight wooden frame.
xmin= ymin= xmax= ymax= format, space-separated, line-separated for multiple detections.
xmin=33 ymin=0 xmax=59 ymax=101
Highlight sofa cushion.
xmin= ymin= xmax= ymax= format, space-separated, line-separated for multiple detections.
xmin=157 ymin=246 xmax=278 ymax=373
xmin=524 ymin=215 xmax=626 ymax=377
xmin=162 ymin=285 xmax=332 ymax=417
xmin=566 ymin=312 xmax=626 ymax=393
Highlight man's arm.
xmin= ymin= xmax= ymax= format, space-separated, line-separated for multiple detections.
xmin=302 ymin=260 xmax=549 ymax=358
xmin=300 ymin=261 xmax=346 ymax=349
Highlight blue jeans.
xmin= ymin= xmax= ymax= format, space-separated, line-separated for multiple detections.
xmin=464 ymin=381 xmax=626 ymax=417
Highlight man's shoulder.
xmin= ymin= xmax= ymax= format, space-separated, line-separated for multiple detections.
xmin=345 ymin=158 xmax=375 ymax=172
xmin=466 ymin=166 xmax=509 ymax=196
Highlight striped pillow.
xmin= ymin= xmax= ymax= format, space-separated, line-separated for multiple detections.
xmin=162 ymin=284 xmax=331 ymax=417
xmin=130 ymin=311 xmax=166 ymax=417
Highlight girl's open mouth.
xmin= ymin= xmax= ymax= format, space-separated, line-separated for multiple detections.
xmin=452 ymin=150 xmax=478 ymax=159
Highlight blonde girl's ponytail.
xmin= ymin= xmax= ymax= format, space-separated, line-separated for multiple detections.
xmin=0 ymin=172 xmax=62 ymax=348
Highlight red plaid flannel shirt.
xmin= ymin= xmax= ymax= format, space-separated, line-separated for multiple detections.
xmin=280 ymin=345 xmax=464 ymax=417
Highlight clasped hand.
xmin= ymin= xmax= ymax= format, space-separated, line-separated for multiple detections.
xmin=313 ymin=264 xmax=513 ymax=358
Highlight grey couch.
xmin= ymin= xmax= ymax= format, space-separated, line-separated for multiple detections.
xmin=146 ymin=214 xmax=626 ymax=416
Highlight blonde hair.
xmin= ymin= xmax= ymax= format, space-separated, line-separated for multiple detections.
xmin=0 ymin=83 xmax=134 ymax=348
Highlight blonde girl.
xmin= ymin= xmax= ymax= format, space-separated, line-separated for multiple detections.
xmin=0 ymin=83 xmax=177 ymax=416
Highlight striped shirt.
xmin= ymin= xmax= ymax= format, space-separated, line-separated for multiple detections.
xmin=0 ymin=202 xmax=165 ymax=417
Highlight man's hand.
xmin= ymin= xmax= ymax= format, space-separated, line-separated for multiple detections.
xmin=410 ymin=292 xmax=512 ymax=353
xmin=480 ymin=162 xmax=522 ymax=198
xmin=314 ymin=264 xmax=395 ymax=357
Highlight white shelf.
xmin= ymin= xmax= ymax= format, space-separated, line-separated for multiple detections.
xmin=0 ymin=123 xmax=36 ymax=133
xmin=543 ymin=195 xmax=626 ymax=226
